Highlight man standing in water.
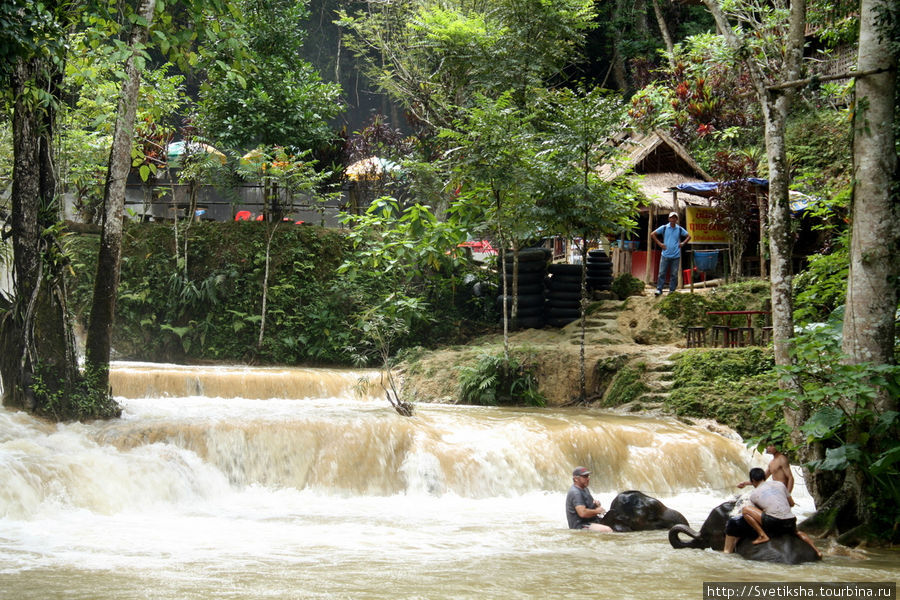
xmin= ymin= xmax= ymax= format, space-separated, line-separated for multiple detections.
xmin=566 ymin=467 xmax=612 ymax=532
xmin=737 ymin=443 xmax=794 ymax=493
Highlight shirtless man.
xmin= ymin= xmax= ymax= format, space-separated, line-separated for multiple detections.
xmin=737 ymin=444 xmax=793 ymax=493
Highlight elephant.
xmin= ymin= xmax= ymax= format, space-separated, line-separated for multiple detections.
xmin=668 ymin=501 xmax=821 ymax=565
xmin=598 ymin=490 xmax=689 ymax=532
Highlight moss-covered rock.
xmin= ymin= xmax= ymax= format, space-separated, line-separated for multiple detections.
xmin=601 ymin=362 xmax=649 ymax=407
xmin=665 ymin=347 xmax=778 ymax=439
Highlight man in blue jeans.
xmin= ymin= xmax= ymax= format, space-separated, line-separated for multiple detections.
xmin=650 ymin=211 xmax=691 ymax=296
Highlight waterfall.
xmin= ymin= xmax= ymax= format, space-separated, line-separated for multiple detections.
xmin=2 ymin=363 xmax=892 ymax=600
xmin=1 ymin=362 xmax=751 ymax=516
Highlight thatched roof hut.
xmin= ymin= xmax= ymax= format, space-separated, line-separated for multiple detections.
xmin=601 ymin=129 xmax=712 ymax=210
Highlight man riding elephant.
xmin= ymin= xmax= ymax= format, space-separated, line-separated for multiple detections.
xmin=724 ymin=467 xmax=821 ymax=558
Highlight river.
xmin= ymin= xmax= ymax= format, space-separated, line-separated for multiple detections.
xmin=1 ymin=363 xmax=897 ymax=599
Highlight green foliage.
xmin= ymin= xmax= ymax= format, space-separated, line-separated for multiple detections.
xmin=601 ymin=363 xmax=648 ymax=406
xmin=534 ymin=85 xmax=639 ymax=241
xmin=197 ymin=0 xmax=343 ymax=151
xmin=673 ymin=346 xmax=774 ymax=383
xmin=337 ymin=0 xmax=597 ymax=130
xmin=31 ymin=361 xmax=121 ymax=421
xmin=611 ymin=273 xmax=646 ymax=299
xmin=457 ymin=349 xmax=546 ymax=406
xmin=793 ymin=242 xmax=849 ymax=325
xmin=751 ymin=311 xmax=900 ymax=538
xmin=66 ymin=219 xmax=489 ymax=365
xmin=668 ymin=347 xmax=779 ymax=438
xmin=785 ymin=106 xmax=852 ymax=194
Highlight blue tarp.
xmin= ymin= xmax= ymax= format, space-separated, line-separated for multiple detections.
xmin=674 ymin=178 xmax=769 ymax=197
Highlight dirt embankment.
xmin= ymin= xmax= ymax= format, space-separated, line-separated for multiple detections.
xmin=400 ymin=293 xmax=687 ymax=406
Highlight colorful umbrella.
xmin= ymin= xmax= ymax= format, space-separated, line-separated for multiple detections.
xmin=345 ymin=156 xmax=400 ymax=181
xmin=166 ymin=141 xmax=227 ymax=165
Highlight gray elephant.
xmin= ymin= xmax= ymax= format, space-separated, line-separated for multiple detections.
xmin=599 ymin=490 xmax=689 ymax=532
xmin=668 ymin=501 xmax=821 ymax=564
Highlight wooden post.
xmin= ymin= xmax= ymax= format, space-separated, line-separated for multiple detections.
xmin=757 ymin=188 xmax=768 ymax=277
xmin=644 ymin=204 xmax=654 ymax=283
xmin=674 ymin=192 xmax=682 ymax=290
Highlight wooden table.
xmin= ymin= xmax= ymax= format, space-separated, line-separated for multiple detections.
xmin=706 ymin=310 xmax=771 ymax=328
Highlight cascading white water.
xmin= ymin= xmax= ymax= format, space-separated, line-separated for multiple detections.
xmin=1 ymin=362 xmax=897 ymax=599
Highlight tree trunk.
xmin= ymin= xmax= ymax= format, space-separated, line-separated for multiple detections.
xmin=810 ymin=0 xmax=899 ymax=539
xmin=700 ymin=0 xmax=837 ymax=504
xmin=650 ymin=0 xmax=676 ymax=69
xmin=85 ymin=0 xmax=157 ymax=390
xmin=842 ymin=0 xmax=898 ymax=393
xmin=0 ymin=56 xmax=79 ymax=416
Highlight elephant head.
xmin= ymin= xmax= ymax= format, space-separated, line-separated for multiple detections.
xmin=599 ymin=490 xmax=689 ymax=532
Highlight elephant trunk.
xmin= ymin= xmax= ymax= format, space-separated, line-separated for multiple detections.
xmin=668 ymin=524 xmax=708 ymax=549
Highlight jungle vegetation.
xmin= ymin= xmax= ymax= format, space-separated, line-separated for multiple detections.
xmin=1 ymin=0 xmax=897 ymax=541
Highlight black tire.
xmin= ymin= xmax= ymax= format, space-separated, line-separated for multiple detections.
xmin=496 ymin=293 xmax=545 ymax=308
xmin=548 ymin=263 xmax=583 ymax=276
xmin=586 ymin=257 xmax=613 ymax=265
xmin=510 ymin=316 xmax=544 ymax=329
xmin=547 ymin=306 xmax=581 ymax=319
xmin=586 ymin=264 xmax=613 ymax=275
xmin=587 ymin=249 xmax=609 ymax=258
xmin=588 ymin=269 xmax=612 ymax=279
xmin=546 ymin=280 xmax=582 ymax=293
xmin=586 ymin=280 xmax=613 ymax=288
xmin=546 ymin=297 xmax=581 ymax=309
xmin=499 ymin=270 xmax=546 ymax=284
xmin=508 ymin=282 xmax=545 ymax=295
xmin=502 ymin=304 xmax=544 ymax=318
xmin=547 ymin=273 xmax=582 ymax=284
xmin=503 ymin=248 xmax=549 ymax=263
xmin=547 ymin=289 xmax=582 ymax=301
xmin=586 ymin=262 xmax=612 ymax=271
xmin=499 ymin=260 xmax=547 ymax=273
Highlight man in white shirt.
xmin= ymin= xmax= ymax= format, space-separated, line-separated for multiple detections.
xmin=725 ymin=467 xmax=820 ymax=557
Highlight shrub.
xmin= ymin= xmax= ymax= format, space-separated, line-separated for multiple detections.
xmin=456 ymin=349 xmax=546 ymax=406
xmin=611 ymin=273 xmax=645 ymax=299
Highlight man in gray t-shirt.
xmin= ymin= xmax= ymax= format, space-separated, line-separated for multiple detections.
xmin=565 ymin=467 xmax=612 ymax=532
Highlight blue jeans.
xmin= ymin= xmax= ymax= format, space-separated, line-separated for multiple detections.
xmin=657 ymin=255 xmax=680 ymax=293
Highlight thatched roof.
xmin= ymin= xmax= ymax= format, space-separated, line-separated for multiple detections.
xmin=598 ymin=129 xmax=712 ymax=210
xmin=634 ymin=172 xmax=713 ymax=210
xmin=608 ymin=130 xmax=710 ymax=178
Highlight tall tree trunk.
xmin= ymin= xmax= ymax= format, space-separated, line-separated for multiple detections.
xmin=824 ymin=0 xmax=899 ymax=538
xmin=85 ymin=0 xmax=157 ymax=390
xmin=650 ymin=0 xmax=675 ymax=69
xmin=1 ymin=56 xmax=78 ymax=416
xmin=842 ymin=0 xmax=898 ymax=387
xmin=701 ymin=0 xmax=837 ymax=503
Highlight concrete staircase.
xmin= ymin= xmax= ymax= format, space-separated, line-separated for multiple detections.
xmin=615 ymin=353 xmax=678 ymax=413
xmin=564 ymin=300 xmax=630 ymax=345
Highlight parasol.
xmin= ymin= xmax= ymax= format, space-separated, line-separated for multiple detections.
xmin=345 ymin=156 xmax=400 ymax=181
xmin=166 ymin=141 xmax=227 ymax=165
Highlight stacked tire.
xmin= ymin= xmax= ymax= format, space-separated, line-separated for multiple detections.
xmin=586 ymin=249 xmax=613 ymax=291
xmin=545 ymin=263 xmax=583 ymax=328
xmin=496 ymin=248 xmax=549 ymax=329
